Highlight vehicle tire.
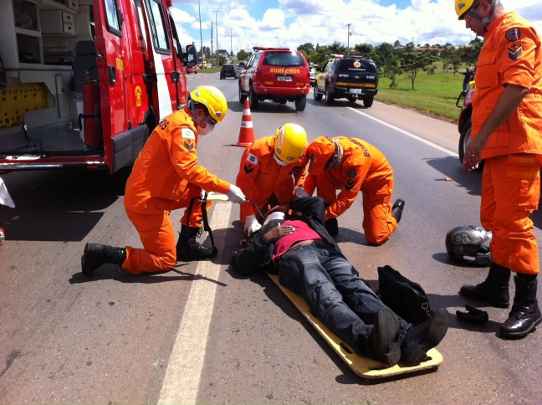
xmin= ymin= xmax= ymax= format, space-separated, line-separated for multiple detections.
xmin=348 ymin=96 xmax=357 ymax=106
xmin=362 ymin=96 xmax=374 ymax=108
xmin=314 ymin=86 xmax=323 ymax=101
xmin=249 ymin=87 xmax=259 ymax=110
xmin=458 ymin=127 xmax=468 ymax=164
xmin=295 ymin=96 xmax=306 ymax=112
xmin=325 ymin=87 xmax=334 ymax=105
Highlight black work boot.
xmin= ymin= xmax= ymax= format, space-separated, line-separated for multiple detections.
xmin=177 ymin=225 xmax=217 ymax=262
xmin=81 ymin=243 xmax=126 ymax=277
xmin=392 ymin=199 xmax=405 ymax=223
xmin=324 ymin=218 xmax=339 ymax=237
xmin=499 ymin=274 xmax=542 ymax=339
xmin=368 ymin=307 xmax=402 ymax=366
xmin=459 ymin=264 xmax=510 ymax=308
xmin=400 ymin=309 xmax=449 ymax=366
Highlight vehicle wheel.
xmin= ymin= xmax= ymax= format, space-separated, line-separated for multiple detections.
xmin=348 ymin=96 xmax=357 ymax=106
xmin=295 ymin=96 xmax=306 ymax=112
xmin=362 ymin=96 xmax=374 ymax=108
xmin=325 ymin=87 xmax=334 ymax=105
xmin=249 ymin=87 xmax=259 ymax=110
xmin=458 ymin=123 xmax=471 ymax=164
xmin=314 ymin=86 xmax=323 ymax=101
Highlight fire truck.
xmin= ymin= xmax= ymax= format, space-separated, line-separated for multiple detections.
xmin=0 ymin=0 xmax=197 ymax=174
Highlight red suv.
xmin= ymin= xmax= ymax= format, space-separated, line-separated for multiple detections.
xmin=239 ymin=47 xmax=310 ymax=111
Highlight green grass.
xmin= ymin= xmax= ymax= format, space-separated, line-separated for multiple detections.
xmin=376 ymin=70 xmax=465 ymax=122
xmin=199 ymin=66 xmax=222 ymax=73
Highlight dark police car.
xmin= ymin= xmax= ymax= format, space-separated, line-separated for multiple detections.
xmin=220 ymin=64 xmax=238 ymax=79
xmin=314 ymin=55 xmax=378 ymax=107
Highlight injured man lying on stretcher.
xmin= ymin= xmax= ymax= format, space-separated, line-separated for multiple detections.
xmin=231 ymin=196 xmax=448 ymax=367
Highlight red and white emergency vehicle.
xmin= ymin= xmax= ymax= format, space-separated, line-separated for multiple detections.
xmin=0 ymin=0 xmax=197 ymax=173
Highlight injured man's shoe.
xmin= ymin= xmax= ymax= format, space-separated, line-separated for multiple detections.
xmin=400 ymin=309 xmax=449 ymax=366
xmin=368 ymin=307 xmax=402 ymax=366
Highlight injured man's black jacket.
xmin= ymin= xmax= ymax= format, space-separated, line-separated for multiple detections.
xmin=231 ymin=196 xmax=448 ymax=366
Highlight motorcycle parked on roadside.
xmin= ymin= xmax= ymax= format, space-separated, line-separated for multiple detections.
xmin=456 ymin=80 xmax=475 ymax=166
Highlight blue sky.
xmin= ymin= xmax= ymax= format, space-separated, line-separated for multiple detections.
xmin=170 ymin=0 xmax=542 ymax=53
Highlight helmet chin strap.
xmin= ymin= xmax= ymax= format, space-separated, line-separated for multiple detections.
xmin=273 ymin=152 xmax=287 ymax=166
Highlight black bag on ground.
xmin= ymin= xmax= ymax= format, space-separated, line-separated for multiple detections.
xmin=377 ymin=265 xmax=432 ymax=325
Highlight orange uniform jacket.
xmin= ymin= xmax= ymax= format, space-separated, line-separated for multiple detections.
xmin=474 ymin=11 xmax=542 ymax=275
xmin=124 ymin=109 xmax=231 ymax=214
xmin=473 ymin=11 xmax=542 ymax=159
xmin=304 ymin=137 xmax=392 ymax=219
xmin=236 ymin=135 xmax=306 ymax=221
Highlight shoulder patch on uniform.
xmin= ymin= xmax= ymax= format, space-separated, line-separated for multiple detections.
xmin=159 ymin=119 xmax=169 ymax=130
xmin=246 ymin=153 xmax=258 ymax=165
xmin=508 ymin=43 xmax=522 ymax=60
xmin=505 ymin=27 xmax=521 ymax=42
xmin=181 ymin=128 xmax=196 ymax=140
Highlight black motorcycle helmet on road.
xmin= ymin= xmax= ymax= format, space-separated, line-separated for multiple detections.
xmin=446 ymin=225 xmax=492 ymax=266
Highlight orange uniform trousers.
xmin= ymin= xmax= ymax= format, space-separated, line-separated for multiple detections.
xmin=314 ymin=173 xmax=397 ymax=245
xmin=481 ymin=154 xmax=542 ymax=275
xmin=122 ymin=185 xmax=204 ymax=274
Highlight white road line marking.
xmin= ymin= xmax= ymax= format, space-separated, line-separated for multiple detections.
xmin=157 ymin=202 xmax=232 ymax=405
xmin=347 ymin=107 xmax=458 ymax=157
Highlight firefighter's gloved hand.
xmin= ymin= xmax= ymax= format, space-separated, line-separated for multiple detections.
xmin=227 ymin=185 xmax=246 ymax=204
xmin=243 ymin=215 xmax=261 ymax=236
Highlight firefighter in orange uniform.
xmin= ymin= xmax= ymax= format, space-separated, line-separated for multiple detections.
xmin=236 ymin=123 xmax=309 ymax=235
xmin=304 ymin=136 xmax=404 ymax=245
xmin=457 ymin=0 xmax=542 ymax=338
xmin=81 ymin=86 xmax=246 ymax=276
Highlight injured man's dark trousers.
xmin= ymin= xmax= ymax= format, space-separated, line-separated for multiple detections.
xmin=278 ymin=243 xmax=411 ymax=365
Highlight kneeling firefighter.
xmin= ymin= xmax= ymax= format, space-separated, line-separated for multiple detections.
xmin=81 ymin=85 xmax=246 ymax=276
xmin=236 ymin=123 xmax=309 ymax=236
xmin=304 ymin=136 xmax=404 ymax=245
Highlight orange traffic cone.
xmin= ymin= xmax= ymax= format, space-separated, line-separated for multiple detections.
xmin=235 ymin=98 xmax=255 ymax=147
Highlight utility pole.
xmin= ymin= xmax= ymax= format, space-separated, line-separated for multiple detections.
xmin=198 ymin=0 xmax=203 ymax=61
xmin=210 ymin=21 xmax=213 ymax=56
xmin=230 ymin=29 xmax=233 ymax=57
xmin=346 ymin=23 xmax=351 ymax=54
xmin=215 ymin=10 xmax=219 ymax=53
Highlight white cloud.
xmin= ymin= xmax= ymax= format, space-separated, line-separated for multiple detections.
xmin=170 ymin=7 xmax=195 ymax=24
xmin=184 ymin=0 xmax=542 ymax=53
xmin=261 ymin=9 xmax=285 ymax=31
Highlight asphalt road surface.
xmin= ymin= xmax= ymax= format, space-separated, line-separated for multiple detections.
xmin=1 ymin=73 xmax=541 ymax=405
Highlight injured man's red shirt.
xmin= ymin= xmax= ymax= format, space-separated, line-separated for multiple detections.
xmin=272 ymin=220 xmax=322 ymax=261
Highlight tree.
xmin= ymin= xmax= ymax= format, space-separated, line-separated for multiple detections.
xmin=297 ymin=42 xmax=315 ymax=56
xmin=400 ymin=44 xmax=436 ymax=90
xmin=354 ymin=43 xmax=373 ymax=56
xmin=236 ymin=49 xmax=250 ymax=62
xmin=375 ymin=42 xmax=402 ymax=88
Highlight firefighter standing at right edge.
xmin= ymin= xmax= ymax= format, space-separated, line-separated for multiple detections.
xmin=456 ymin=0 xmax=542 ymax=338
xmin=81 ymin=86 xmax=246 ymax=276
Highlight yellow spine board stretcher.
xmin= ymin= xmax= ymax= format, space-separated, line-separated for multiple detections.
xmin=268 ymin=273 xmax=443 ymax=380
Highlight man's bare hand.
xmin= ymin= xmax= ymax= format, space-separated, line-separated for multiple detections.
xmin=263 ymin=224 xmax=295 ymax=241
xmin=463 ymin=133 xmax=486 ymax=171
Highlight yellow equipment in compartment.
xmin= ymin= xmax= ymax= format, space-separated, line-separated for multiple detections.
xmin=0 ymin=83 xmax=49 ymax=128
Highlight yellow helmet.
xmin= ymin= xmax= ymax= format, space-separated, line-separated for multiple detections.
xmin=455 ymin=0 xmax=476 ymax=20
xmin=190 ymin=85 xmax=228 ymax=123
xmin=273 ymin=123 xmax=308 ymax=165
